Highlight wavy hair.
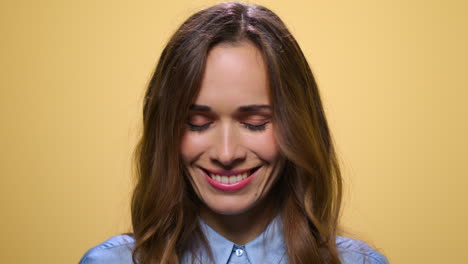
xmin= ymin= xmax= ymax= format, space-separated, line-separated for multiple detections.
xmin=131 ymin=2 xmax=343 ymax=263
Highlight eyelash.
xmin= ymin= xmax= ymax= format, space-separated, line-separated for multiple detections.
xmin=187 ymin=122 xmax=269 ymax=132
xmin=242 ymin=122 xmax=268 ymax=131
xmin=188 ymin=122 xmax=212 ymax=132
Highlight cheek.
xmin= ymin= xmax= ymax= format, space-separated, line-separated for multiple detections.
xmin=243 ymin=129 xmax=279 ymax=161
xmin=180 ymin=133 xmax=208 ymax=162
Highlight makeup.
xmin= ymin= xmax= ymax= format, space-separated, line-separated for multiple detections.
xmin=201 ymin=166 xmax=262 ymax=192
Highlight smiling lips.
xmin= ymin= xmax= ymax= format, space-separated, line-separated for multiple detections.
xmin=201 ymin=166 xmax=261 ymax=192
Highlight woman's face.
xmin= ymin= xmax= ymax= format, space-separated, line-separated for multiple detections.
xmin=180 ymin=41 xmax=281 ymax=215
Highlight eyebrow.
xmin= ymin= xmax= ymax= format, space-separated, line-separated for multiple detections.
xmin=189 ymin=104 xmax=271 ymax=112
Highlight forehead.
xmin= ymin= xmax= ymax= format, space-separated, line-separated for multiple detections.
xmin=195 ymin=41 xmax=270 ymax=108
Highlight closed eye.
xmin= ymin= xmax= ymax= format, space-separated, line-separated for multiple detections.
xmin=187 ymin=121 xmax=269 ymax=132
xmin=242 ymin=121 xmax=269 ymax=131
xmin=188 ymin=122 xmax=212 ymax=132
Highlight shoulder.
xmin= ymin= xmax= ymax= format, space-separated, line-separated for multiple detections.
xmin=79 ymin=234 xmax=135 ymax=264
xmin=336 ymin=236 xmax=389 ymax=264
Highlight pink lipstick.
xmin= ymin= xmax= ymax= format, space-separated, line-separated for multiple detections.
xmin=201 ymin=166 xmax=262 ymax=192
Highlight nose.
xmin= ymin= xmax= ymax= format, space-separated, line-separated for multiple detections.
xmin=210 ymin=123 xmax=245 ymax=168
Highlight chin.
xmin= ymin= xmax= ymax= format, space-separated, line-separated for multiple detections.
xmin=204 ymin=197 xmax=257 ymax=216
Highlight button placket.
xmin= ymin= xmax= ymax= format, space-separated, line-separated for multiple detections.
xmin=230 ymin=245 xmax=249 ymax=263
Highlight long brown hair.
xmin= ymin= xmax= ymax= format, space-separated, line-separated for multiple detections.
xmin=131 ymin=2 xmax=343 ymax=263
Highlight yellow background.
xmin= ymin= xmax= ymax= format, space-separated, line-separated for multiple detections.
xmin=1 ymin=0 xmax=467 ymax=263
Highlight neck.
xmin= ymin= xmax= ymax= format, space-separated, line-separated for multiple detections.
xmin=199 ymin=194 xmax=278 ymax=245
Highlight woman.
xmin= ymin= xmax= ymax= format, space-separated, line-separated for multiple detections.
xmin=80 ymin=2 xmax=389 ymax=264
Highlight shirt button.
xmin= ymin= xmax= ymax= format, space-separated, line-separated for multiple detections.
xmin=235 ymin=248 xmax=244 ymax=257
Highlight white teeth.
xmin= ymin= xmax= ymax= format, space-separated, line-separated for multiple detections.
xmin=209 ymin=172 xmax=250 ymax=184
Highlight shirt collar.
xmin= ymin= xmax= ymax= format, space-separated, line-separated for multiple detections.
xmin=197 ymin=215 xmax=286 ymax=264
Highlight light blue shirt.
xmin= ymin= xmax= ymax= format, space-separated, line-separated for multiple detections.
xmin=79 ymin=217 xmax=389 ymax=263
